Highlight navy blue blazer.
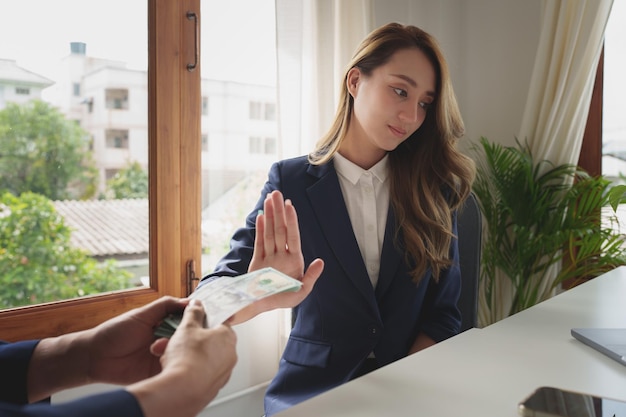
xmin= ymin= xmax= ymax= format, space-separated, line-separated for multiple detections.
xmin=0 ymin=340 xmax=143 ymax=417
xmin=200 ymin=155 xmax=462 ymax=416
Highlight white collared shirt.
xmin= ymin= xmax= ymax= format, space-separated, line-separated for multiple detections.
xmin=334 ymin=152 xmax=390 ymax=288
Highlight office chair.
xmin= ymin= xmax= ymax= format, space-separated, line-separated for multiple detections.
xmin=456 ymin=192 xmax=482 ymax=332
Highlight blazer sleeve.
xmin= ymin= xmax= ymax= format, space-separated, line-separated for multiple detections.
xmin=0 ymin=340 xmax=144 ymax=417
xmin=0 ymin=340 xmax=39 ymax=404
xmin=0 ymin=390 xmax=144 ymax=417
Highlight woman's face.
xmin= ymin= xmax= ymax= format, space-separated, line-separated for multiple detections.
xmin=343 ymin=47 xmax=436 ymax=167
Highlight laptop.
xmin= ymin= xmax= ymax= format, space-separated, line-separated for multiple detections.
xmin=571 ymin=328 xmax=626 ymax=366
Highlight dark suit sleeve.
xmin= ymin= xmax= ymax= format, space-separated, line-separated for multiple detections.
xmin=0 ymin=390 xmax=144 ymax=417
xmin=0 ymin=340 xmax=39 ymax=404
xmin=0 ymin=340 xmax=144 ymax=417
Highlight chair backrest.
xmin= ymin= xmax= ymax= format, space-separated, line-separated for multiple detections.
xmin=457 ymin=192 xmax=482 ymax=332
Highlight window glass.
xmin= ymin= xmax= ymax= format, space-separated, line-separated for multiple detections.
xmin=603 ymin=2 xmax=626 ymax=227
xmin=202 ymin=96 xmax=209 ymax=116
xmin=0 ymin=0 xmax=149 ymax=309
xmin=200 ymin=0 xmax=280 ymax=274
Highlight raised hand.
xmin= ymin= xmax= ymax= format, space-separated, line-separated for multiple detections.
xmin=249 ymin=190 xmax=305 ymax=277
xmin=227 ymin=191 xmax=324 ymax=325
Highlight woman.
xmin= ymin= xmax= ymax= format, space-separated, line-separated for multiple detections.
xmin=198 ymin=22 xmax=475 ymax=416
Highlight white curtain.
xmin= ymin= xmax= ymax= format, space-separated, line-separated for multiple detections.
xmin=519 ymin=0 xmax=613 ymax=164
xmin=274 ymin=0 xmax=372 ymax=158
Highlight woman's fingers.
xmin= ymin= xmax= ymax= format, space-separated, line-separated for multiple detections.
xmin=263 ymin=191 xmax=290 ymax=255
xmin=262 ymin=193 xmax=276 ymax=255
xmin=270 ymin=191 xmax=288 ymax=253
xmin=253 ymin=208 xmax=266 ymax=259
xmin=284 ymin=199 xmax=301 ymax=255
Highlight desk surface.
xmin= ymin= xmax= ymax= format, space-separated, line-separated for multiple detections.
xmin=277 ymin=266 xmax=626 ymax=416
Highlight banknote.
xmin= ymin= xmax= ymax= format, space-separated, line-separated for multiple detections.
xmin=154 ymin=313 xmax=182 ymax=339
xmin=154 ymin=267 xmax=302 ymax=338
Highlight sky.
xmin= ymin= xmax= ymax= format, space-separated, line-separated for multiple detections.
xmin=0 ymin=0 xmax=277 ymax=86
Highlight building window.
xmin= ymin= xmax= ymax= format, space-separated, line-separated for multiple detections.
xmin=73 ymin=83 xmax=81 ymax=97
xmin=105 ymin=168 xmax=120 ymax=180
xmin=202 ymin=96 xmax=209 ymax=115
xmin=249 ymin=101 xmax=276 ymax=120
xmin=264 ymin=102 xmax=276 ymax=121
xmin=249 ymin=101 xmax=262 ymax=119
xmin=249 ymin=136 xmax=261 ymax=153
xmin=264 ymin=136 xmax=276 ymax=154
xmin=105 ymin=129 xmax=129 ymax=149
xmin=201 ymin=134 xmax=209 ymax=152
xmin=249 ymin=136 xmax=275 ymax=154
xmin=15 ymin=87 xmax=30 ymax=95
xmin=105 ymin=88 xmax=129 ymax=110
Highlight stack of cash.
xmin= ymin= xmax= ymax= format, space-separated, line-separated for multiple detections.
xmin=153 ymin=267 xmax=302 ymax=338
xmin=154 ymin=313 xmax=183 ymax=339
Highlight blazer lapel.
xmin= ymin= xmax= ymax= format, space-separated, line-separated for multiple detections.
xmin=306 ymin=162 xmax=375 ymax=303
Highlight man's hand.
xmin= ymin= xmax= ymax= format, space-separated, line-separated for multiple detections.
xmin=128 ymin=299 xmax=237 ymax=417
xmin=26 ymin=295 xmax=237 ymax=415
xmin=84 ymin=296 xmax=189 ymax=384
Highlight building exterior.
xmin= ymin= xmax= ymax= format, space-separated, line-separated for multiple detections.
xmin=1 ymin=44 xmax=278 ymax=206
xmin=1 ymin=43 xmax=278 ymax=272
xmin=52 ymin=42 xmax=278 ymax=206
xmin=0 ymin=58 xmax=54 ymax=109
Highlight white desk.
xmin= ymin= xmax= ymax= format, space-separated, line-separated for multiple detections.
xmin=277 ymin=266 xmax=626 ymax=416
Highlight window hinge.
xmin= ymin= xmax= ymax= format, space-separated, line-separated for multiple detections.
xmin=186 ymin=259 xmax=199 ymax=296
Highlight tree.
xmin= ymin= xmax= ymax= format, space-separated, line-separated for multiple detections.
xmin=0 ymin=192 xmax=132 ymax=309
xmin=106 ymin=161 xmax=148 ymax=199
xmin=0 ymin=100 xmax=98 ymax=200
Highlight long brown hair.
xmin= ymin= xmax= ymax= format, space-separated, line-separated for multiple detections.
xmin=309 ymin=22 xmax=475 ymax=284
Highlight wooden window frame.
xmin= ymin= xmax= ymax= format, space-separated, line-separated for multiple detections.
xmin=578 ymin=48 xmax=603 ymax=175
xmin=0 ymin=0 xmax=201 ymax=342
xmin=561 ymin=48 xmax=603 ymax=290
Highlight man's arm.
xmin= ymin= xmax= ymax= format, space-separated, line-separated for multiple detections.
xmin=0 ymin=340 xmax=143 ymax=417
xmin=0 ymin=340 xmax=40 ymax=405
xmin=1 ymin=297 xmax=237 ymax=417
xmin=0 ymin=390 xmax=143 ymax=417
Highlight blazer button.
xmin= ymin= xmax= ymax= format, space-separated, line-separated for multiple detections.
xmin=368 ymin=325 xmax=379 ymax=338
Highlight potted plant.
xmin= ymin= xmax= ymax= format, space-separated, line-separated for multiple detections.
xmin=472 ymin=137 xmax=626 ymax=326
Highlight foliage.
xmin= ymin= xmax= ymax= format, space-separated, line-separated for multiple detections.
xmin=0 ymin=100 xmax=98 ymax=200
xmin=106 ymin=161 xmax=148 ymax=199
xmin=473 ymin=137 xmax=626 ymax=324
xmin=0 ymin=192 xmax=132 ymax=308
